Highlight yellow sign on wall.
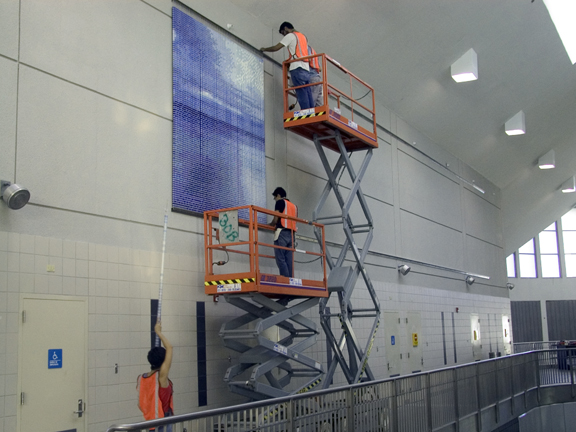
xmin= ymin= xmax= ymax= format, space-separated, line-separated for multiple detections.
xmin=412 ymin=333 xmax=418 ymax=347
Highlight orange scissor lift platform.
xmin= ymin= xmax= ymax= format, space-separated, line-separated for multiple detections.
xmin=204 ymin=206 xmax=327 ymax=399
xmin=282 ymin=53 xmax=378 ymax=153
xmin=204 ymin=205 xmax=327 ymax=297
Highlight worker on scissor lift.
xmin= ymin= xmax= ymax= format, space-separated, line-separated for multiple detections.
xmin=308 ymin=45 xmax=323 ymax=107
xmin=269 ymin=187 xmax=298 ymax=277
xmin=260 ymin=22 xmax=315 ymax=110
xmin=289 ymin=45 xmax=323 ymax=111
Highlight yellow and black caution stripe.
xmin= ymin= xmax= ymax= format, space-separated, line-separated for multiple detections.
xmin=297 ymin=378 xmax=322 ymax=394
xmin=204 ymin=277 xmax=255 ymax=286
xmin=284 ymin=111 xmax=325 ymax=123
xmin=262 ymin=378 xmax=323 ymax=421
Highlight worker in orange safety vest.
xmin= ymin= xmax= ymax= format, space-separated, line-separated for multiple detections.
xmin=260 ymin=22 xmax=315 ymax=110
xmin=269 ymin=187 xmax=298 ymax=277
xmin=308 ymin=44 xmax=324 ymax=107
xmin=137 ymin=321 xmax=174 ymax=431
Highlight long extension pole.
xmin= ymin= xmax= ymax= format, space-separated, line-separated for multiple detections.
xmin=155 ymin=207 xmax=169 ymax=347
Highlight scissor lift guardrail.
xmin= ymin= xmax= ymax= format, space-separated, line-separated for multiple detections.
xmin=204 ymin=205 xmax=328 ymax=399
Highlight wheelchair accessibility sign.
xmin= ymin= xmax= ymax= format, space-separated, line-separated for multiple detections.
xmin=48 ymin=349 xmax=62 ymax=369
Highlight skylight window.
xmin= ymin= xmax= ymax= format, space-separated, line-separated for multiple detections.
xmin=544 ymin=0 xmax=576 ymax=64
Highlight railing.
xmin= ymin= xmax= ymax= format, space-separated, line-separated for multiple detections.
xmin=513 ymin=341 xmax=560 ymax=353
xmin=106 ymin=349 xmax=576 ymax=432
xmin=203 ymin=205 xmax=327 ymax=298
xmin=282 ymin=52 xmax=378 ymax=145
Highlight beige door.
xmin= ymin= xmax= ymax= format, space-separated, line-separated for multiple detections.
xmin=404 ymin=312 xmax=423 ymax=374
xmin=18 ymin=295 xmax=87 ymax=432
xmin=383 ymin=312 xmax=401 ymax=376
xmin=502 ymin=315 xmax=512 ymax=355
xmin=470 ymin=313 xmax=482 ymax=361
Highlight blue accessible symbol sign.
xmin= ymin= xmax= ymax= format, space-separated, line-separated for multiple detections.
xmin=391 ymin=336 xmax=395 ymax=345
xmin=48 ymin=349 xmax=62 ymax=369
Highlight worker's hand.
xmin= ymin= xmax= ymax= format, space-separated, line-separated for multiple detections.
xmin=154 ymin=321 xmax=162 ymax=334
xmin=288 ymin=104 xmax=296 ymax=110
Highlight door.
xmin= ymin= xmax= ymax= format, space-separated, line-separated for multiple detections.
xmin=502 ymin=315 xmax=512 ymax=355
xmin=470 ymin=313 xmax=482 ymax=361
xmin=404 ymin=312 xmax=423 ymax=373
xmin=383 ymin=312 xmax=401 ymax=376
xmin=19 ymin=295 xmax=87 ymax=432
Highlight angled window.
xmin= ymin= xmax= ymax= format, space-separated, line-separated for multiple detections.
xmin=506 ymin=253 xmax=517 ymax=278
xmin=518 ymin=238 xmax=537 ymax=278
xmin=539 ymin=222 xmax=560 ymax=278
xmin=562 ymin=209 xmax=576 ymax=277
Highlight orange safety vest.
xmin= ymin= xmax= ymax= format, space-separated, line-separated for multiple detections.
xmin=281 ymin=199 xmax=298 ymax=231
xmin=308 ymin=45 xmax=320 ymax=71
xmin=137 ymin=371 xmax=174 ymax=421
xmin=288 ymin=31 xmax=310 ymax=63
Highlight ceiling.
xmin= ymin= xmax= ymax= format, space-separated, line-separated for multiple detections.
xmin=228 ymin=0 xmax=576 ymax=249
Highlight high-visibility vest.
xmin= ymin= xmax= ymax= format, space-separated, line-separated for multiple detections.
xmin=281 ymin=199 xmax=298 ymax=231
xmin=137 ymin=371 xmax=174 ymax=421
xmin=288 ymin=31 xmax=309 ymax=63
xmin=308 ymin=45 xmax=320 ymax=71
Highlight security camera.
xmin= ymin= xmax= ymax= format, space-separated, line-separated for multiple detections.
xmin=1 ymin=180 xmax=31 ymax=210
xmin=506 ymin=283 xmax=515 ymax=290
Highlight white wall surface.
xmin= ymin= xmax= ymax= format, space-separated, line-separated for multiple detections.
xmin=0 ymin=1 xmax=510 ymax=431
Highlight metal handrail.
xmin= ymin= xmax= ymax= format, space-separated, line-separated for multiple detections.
xmin=107 ymin=349 xmax=576 ymax=432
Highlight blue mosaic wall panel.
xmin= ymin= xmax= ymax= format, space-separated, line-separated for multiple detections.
xmin=172 ymin=8 xmax=266 ymax=221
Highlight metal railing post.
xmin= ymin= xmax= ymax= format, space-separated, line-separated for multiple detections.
xmin=494 ymin=358 xmax=500 ymax=424
xmin=392 ymin=379 xmax=399 ymax=432
xmin=476 ymin=363 xmax=482 ymax=432
xmin=453 ymin=368 xmax=460 ymax=432
xmin=426 ymin=373 xmax=433 ymax=432
xmin=536 ymin=352 xmax=541 ymax=403
xmin=510 ymin=358 xmax=515 ymax=416
xmin=347 ymin=387 xmax=355 ymax=432
xmin=570 ymin=350 xmax=575 ymax=398
xmin=288 ymin=398 xmax=294 ymax=432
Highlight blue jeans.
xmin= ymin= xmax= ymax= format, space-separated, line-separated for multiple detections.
xmin=309 ymin=69 xmax=323 ymax=107
xmin=274 ymin=229 xmax=294 ymax=277
xmin=290 ymin=67 xmax=314 ymax=110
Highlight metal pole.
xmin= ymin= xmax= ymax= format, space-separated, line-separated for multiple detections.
xmin=155 ymin=208 xmax=169 ymax=347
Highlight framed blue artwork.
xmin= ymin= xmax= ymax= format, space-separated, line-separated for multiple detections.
xmin=172 ymin=8 xmax=266 ymax=221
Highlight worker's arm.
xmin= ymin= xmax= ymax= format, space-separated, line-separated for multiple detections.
xmin=270 ymin=216 xmax=279 ymax=227
xmin=260 ymin=42 xmax=285 ymax=53
xmin=155 ymin=321 xmax=173 ymax=388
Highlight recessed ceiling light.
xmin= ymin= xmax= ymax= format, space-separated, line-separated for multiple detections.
xmin=451 ymin=49 xmax=478 ymax=83
xmin=505 ymin=111 xmax=525 ymax=136
xmin=538 ymin=149 xmax=555 ymax=169
xmin=561 ymin=176 xmax=576 ymax=193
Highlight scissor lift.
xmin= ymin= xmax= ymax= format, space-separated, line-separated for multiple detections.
xmin=282 ymin=53 xmax=381 ymax=386
xmin=204 ymin=205 xmax=328 ymax=399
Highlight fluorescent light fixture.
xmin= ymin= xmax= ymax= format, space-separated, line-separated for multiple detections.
xmin=472 ymin=184 xmax=485 ymax=194
xmin=451 ymin=48 xmax=478 ymax=83
xmin=538 ymin=149 xmax=556 ymax=169
xmin=505 ymin=111 xmax=525 ymax=136
xmin=544 ymin=0 xmax=576 ymax=64
xmin=561 ymin=176 xmax=576 ymax=193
